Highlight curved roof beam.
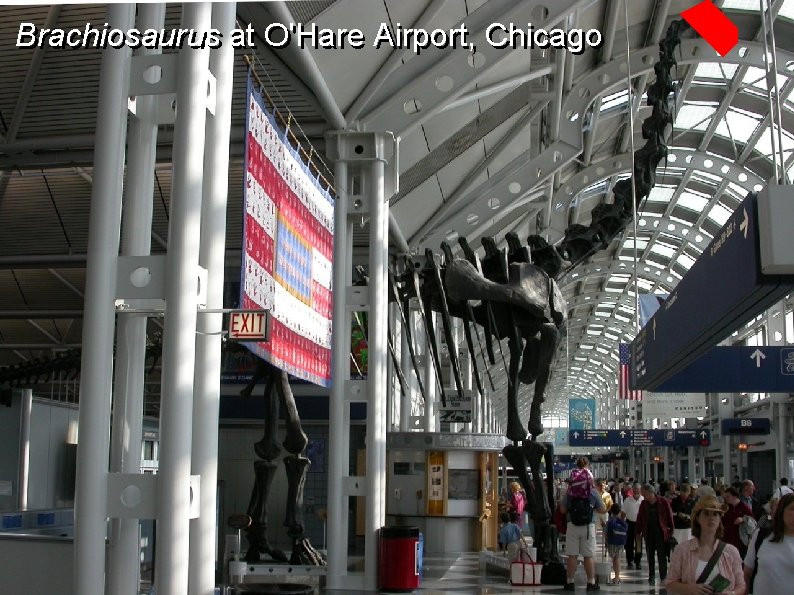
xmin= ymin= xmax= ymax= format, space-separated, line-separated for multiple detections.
xmin=358 ymin=0 xmax=587 ymax=136
xmin=416 ymin=39 xmax=794 ymax=251
xmin=559 ymin=260 xmax=676 ymax=291
xmin=555 ymin=147 xmax=764 ymax=220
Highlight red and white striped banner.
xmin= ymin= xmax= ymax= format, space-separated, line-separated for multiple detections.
xmin=241 ymin=73 xmax=334 ymax=386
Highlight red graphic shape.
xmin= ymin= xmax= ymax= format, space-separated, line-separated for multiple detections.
xmin=681 ymin=0 xmax=739 ymax=57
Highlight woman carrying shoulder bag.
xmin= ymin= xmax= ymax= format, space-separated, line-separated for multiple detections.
xmin=743 ymin=493 xmax=794 ymax=593
xmin=665 ymin=495 xmax=746 ymax=595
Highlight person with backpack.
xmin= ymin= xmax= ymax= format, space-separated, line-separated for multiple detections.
xmin=559 ymin=471 xmax=607 ymax=592
xmin=664 ymin=495 xmax=745 ymax=595
xmin=605 ymin=503 xmax=628 ymax=585
xmin=743 ymin=492 xmax=794 ymax=593
xmin=723 ymin=487 xmax=754 ymax=558
xmin=636 ymin=483 xmax=675 ymax=584
xmin=569 ymin=457 xmax=595 ymax=499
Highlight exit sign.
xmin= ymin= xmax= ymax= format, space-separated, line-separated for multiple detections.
xmin=721 ymin=418 xmax=771 ymax=435
xmin=228 ymin=310 xmax=270 ymax=341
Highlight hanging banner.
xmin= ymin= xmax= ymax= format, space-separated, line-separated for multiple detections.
xmin=568 ymin=398 xmax=596 ymax=430
xmin=242 ymin=73 xmax=334 ymax=386
xmin=641 ymin=392 xmax=708 ymax=419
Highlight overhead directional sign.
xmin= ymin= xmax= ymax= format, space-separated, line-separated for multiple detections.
xmin=569 ymin=429 xmax=711 ymax=447
xmin=721 ymin=418 xmax=771 ymax=435
xmin=631 ymin=192 xmax=794 ymax=391
xmin=655 ymin=346 xmax=794 ymax=392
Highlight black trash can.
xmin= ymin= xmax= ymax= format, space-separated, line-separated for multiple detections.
xmin=378 ymin=526 xmax=420 ymax=592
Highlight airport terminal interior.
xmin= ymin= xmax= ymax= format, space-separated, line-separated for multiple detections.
xmin=2 ymin=0 xmax=794 ymax=594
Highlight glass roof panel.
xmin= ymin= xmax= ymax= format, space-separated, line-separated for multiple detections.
xmin=678 ymin=190 xmax=710 ymax=212
xmin=649 ymin=241 xmax=676 ymax=260
xmin=647 ymin=186 xmax=675 ymax=203
xmin=754 ymin=125 xmax=794 ymax=159
xmin=601 ymin=89 xmax=629 ymax=112
xmin=722 ymin=0 xmax=759 ymax=9
xmin=742 ymin=67 xmax=788 ymax=94
xmin=694 ymin=62 xmax=739 ymax=80
xmin=675 ymin=103 xmax=716 ymax=131
xmin=782 ymin=0 xmax=794 ymax=20
xmin=707 ymin=202 xmax=732 ymax=226
xmin=720 ymin=108 xmax=762 ymax=143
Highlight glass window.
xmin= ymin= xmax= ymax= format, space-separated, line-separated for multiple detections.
xmin=675 ymin=103 xmax=717 ymax=131
xmin=707 ymin=203 xmax=732 ymax=226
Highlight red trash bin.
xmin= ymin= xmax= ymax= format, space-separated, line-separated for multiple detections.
xmin=378 ymin=526 xmax=420 ymax=592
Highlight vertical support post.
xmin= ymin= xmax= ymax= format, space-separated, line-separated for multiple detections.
xmin=108 ymin=5 xmax=164 ymax=593
xmin=74 ymin=6 xmax=134 ymax=594
xmin=326 ymin=132 xmax=396 ymax=590
xmin=155 ymin=5 xmax=211 ymax=594
xmin=17 ymin=388 xmax=32 ymax=510
xmin=189 ymin=4 xmax=236 ymax=595
xmin=364 ymin=141 xmax=389 ymax=591
xmin=327 ymin=158 xmax=350 ymax=589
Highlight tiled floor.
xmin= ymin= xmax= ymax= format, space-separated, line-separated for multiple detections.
xmin=320 ymin=551 xmax=669 ymax=594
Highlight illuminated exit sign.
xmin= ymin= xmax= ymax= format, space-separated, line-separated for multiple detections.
xmin=228 ymin=310 xmax=270 ymax=341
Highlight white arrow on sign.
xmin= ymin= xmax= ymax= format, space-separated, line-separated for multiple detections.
xmin=740 ymin=208 xmax=749 ymax=239
xmin=619 ymin=431 xmax=626 ymax=438
xmin=573 ymin=432 xmax=580 ymax=439
xmin=751 ymin=349 xmax=766 ymax=368
xmin=700 ymin=431 xmax=708 ymax=439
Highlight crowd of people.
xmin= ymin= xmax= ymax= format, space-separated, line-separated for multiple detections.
xmin=497 ymin=456 xmax=794 ymax=591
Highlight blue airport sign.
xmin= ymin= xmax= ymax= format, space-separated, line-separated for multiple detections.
xmin=721 ymin=418 xmax=772 ymax=435
xmin=569 ymin=429 xmax=710 ymax=447
xmin=631 ymin=192 xmax=794 ymax=391
xmin=655 ymin=346 xmax=794 ymax=393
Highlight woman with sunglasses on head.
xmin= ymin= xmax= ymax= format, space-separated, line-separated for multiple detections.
xmin=664 ymin=495 xmax=746 ymax=595
xmin=743 ymin=493 xmax=794 ymax=593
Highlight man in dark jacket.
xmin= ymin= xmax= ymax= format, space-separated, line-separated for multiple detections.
xmin=636 ymin=483 xmax=674 ymax=584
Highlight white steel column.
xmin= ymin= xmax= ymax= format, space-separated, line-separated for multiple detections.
xmin=189 ymin=4 xmax=235 ymax=595
xmin=17 ymin=388 xmax=32 ymax=510
xmin=326 ymin=132 xmax=396 ymax=590
xmin=155 ymin=4 xmax=211 ymax=594
xmin=327 ymin=157 xmax=351 ymax=589
xmin=74 ymin=5 xmax=134 ymax=594
xmin=108 ymin=5 xmax=164 ymax=594
xmin=364 ymin=141 xmax=389 ymax=591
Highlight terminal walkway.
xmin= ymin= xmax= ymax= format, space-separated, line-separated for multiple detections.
xmin=320 ymin=550 xmax=668 ymax=594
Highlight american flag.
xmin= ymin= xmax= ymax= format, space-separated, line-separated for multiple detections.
xmin=619 ymin=343 xmax=642 ymax=400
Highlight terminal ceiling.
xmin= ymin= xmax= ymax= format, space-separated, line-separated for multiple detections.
xmin=0 ymin=0 xmax=792 ymax=423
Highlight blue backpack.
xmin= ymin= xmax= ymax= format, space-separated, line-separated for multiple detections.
xmin=607 ymin=517 xmax=628 ymax=546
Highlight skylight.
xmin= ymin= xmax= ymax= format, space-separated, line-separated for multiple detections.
xmin=695 ymin=62 xmax=739 ymax=80
xmin=707 ymin=203 xmax=733 ymax=226
xmin=714 ymin=108 xmax=762 ymax=143
xmin=649 ymin=241 xmax=677 ymax=260
xmin=742 ymin=67 xmax=788 ymax=95
xmin=647 ymin=186 xmax=675 ymax=203
xmin=754 ymin=125 xmax=794 ymax=159
xmin=601 ymin=89 xmax=629 ymax=112
xmin=675 ymin=103 xmax=717 ymax=131
xmin=677 ymin=190 xmax=710 ymax=212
